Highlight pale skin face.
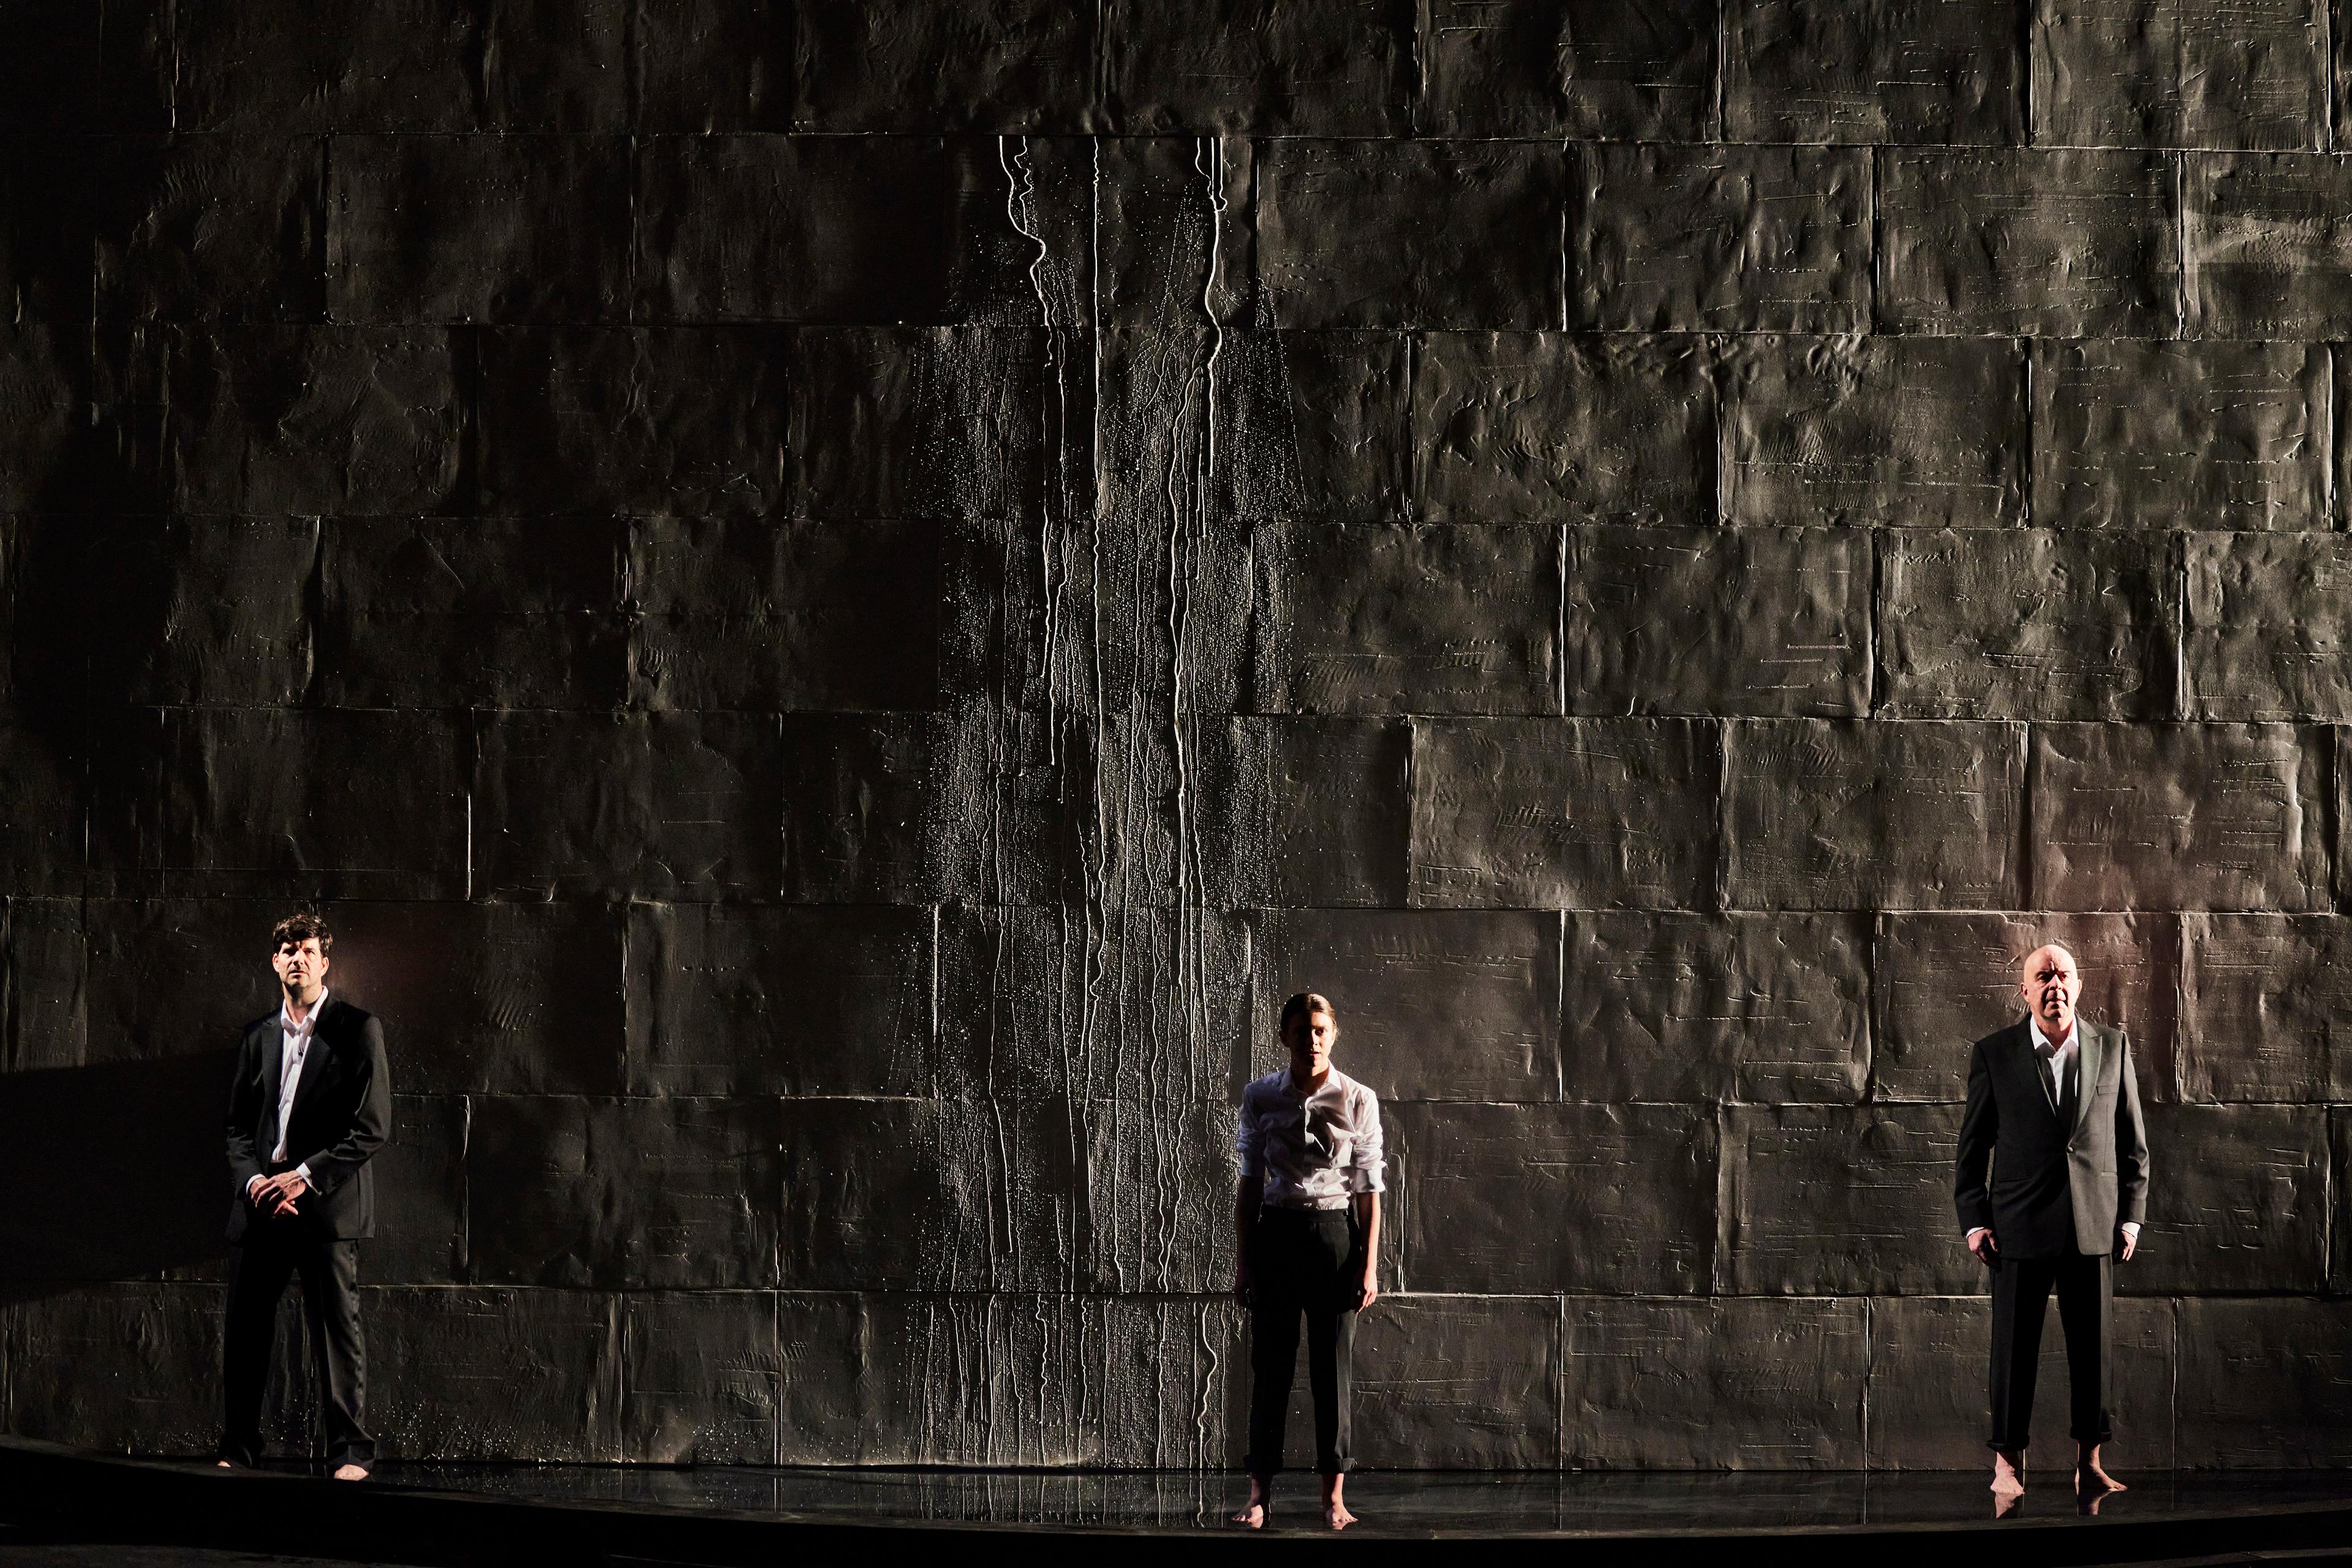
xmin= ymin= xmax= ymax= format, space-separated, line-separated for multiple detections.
xmin=1284 ymin=1008 xmax=1338 ymax=1087
xmin=271 ymin=936 xmax=330 ymax=1012
xmin=2019 ymin=943 xmax=2080 ymax=1044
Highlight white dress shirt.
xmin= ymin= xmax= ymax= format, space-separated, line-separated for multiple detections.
xmin=1965 ymin=1017 xmax=2138 ymax=1248
xmin=246 ymin=990 xmax=325 ymax=1201
xmin=1236 ymin=1065 xmax=1385 ymax=1210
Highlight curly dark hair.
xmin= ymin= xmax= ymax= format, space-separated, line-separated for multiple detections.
xmin=270 ymin=910 xmax=333 ymax=956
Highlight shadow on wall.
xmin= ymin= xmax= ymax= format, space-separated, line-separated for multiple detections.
xmin=0 ymin=1050 xmax=231 ymax=1302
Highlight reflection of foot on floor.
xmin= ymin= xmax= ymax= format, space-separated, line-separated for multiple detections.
xmin=1994 ymin=1490 xmax=2024 ymax=1520
xmin=1991 ymin=1450 xmax=2026 ymax=1498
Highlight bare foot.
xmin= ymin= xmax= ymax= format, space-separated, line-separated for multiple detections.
xmin=1325 ymin=1500 xmax=1357 ymax=1529
xmin=215 ymin=1460 xmax=233 ymax=1469
xmin=331 ymin=1463 xmax=369 ymax=1481
xmin=2077 ymin=1446 xmax=2125 ymax=1495
xmin=1994 ymin=1490 xmax=2024 ymax=1520
xmin=1991 ymin=1450 xmax=2025 ymax=1498
xmin=1231 ymin=1476 xmax=1269 ymax=1528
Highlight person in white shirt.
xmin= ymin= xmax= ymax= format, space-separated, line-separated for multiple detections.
xmin=1229 ymin=992 xmax=1384 ymax=1531
xmin=1953 ymin=943 xmax=2150 ymax=1506
xmin=217 ymin=912 xmax=390 ymax=1480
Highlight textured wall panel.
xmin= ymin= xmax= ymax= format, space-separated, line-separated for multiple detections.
xmin=476 ymin=326 xmax=791 ymax=514
xmin=477 ymin=711 xmax=783 ymax=902
xmin=315 ymin=515 xmax=628 ymax=710
xmin=619 ymin=1292 xmax=777 ymax=1464
xmin=1259 ymin=717 xmax=1411 ymax=907
xmin=1351 ymin=1295 xmax=1561 ymax=1468
xmin=1256 ymin=141 xmax=1566 ymax=330
xmin=1879 ymin=150 xmax=2179 ymax=336
xmin=792 ymin=0 xmax=1098 ymax=132
xmin=1394 ymin=1102 xmax=1718 ymax=1294
xmin=2176 ymin=1298 xmax=2352 ymax=1465
xmin=634 ymin=0 xmax=791 ymax=132
xmin=328 ymin=135 xmax=630 ymax=323
xmin=634 ymin=137 xmax=998 ymax=324
xmin=167 ymin=327 xmax=462 ymax=514
xmin=0 ymin=325 xmax=163 ymax=514
xmin=2185 ymin=533 xmax=2352 ymax=720
xmin=627 ymin=903 xmax=935 ymax=1098
xmin=1410 ymin=718 xmax=1720 ymax=910
xmin=1727 ymin=0 xmax=2021 ymax=144
xmin=775 ymin=1294 xmax=1234 ymax=1467
xmin=1415 ymin=332 xmax=1714 ymax=524
xmin=1573 ymin=145 xmax=1869 ymax=333
xmin=2178 ymin=913 xmax=2352 ymax=1101
xmin=93 ymin=709 xmax=468 ymax=900
xmin=1562 ymin=912 xmax=1869 ymax=1105
xmin=2186 ymin=154 xmax=2352 ymax=337
xmin=791 ymin=328 xmax=1045 ymax=519
xmin=1252 ymin=522 xmax=1559 ymax=717
xmin=1722 ymin=334 xmax=2024 ymax=529
xmin=2127 ymin=1104 xmax=2328 ymax=1294
xmin=1105 ymin=0 xmax=1414 ymax=134
xmin=1717 ymin=1104 xmax=1973 ymax=1295
xmin=92 ymin=135 xmax=325 ymax=323
xmin=1250 ymin=908 xmax=1560 ymax=1102
xmin=777 ymin=1096 xmax=1082 ymax=1292
xmin=1421 ymin=0 xmax=1715 ymax=138
xmin=174 ymin=0 xmax=482 ymax=132
xmin=631 ymin=517 xmax=939 ymax=713
xmin=2034 ymin=0 xmax=2326 ymax=149
xmin=1723 ymin=720 xmax=2026 ymax=911
xmin=1564 ymin=1297 xmax=1867 ymax=1468
xmin=1214 ymin=331 xmax=1407 ymax=522
xmin=367 ymin=1286 xmax=622 ymax=1461
xmin=0 ymin=715 xmax=87 ymax=900
xmin=1 ymin=1285 xmax=221 ymax=1454
xmin=2031 ymin=339 xmax=2327 ymax=531
xmin=371 ymin=1094 xmax=469 ymax=1287
xmin=1865 ymin=1295 xmax=2177 ymax=1470
xmin=1879 ymin=529 xmax=2177 ymax=721
xmin=1872 ymin=911 xmax=2179 ymax=1104
xmin=2029 ymin=723 xmax=2328 ymax=911
xmin=2 ymin=897 xmax=87 ymax=1071
xmin=1563 ymin=526 xmax=1868 ymax=718
xmin=469 ymin=1096 xmax=780 ymax=1289
xmin=941 ymin=904 xmax=1246 ymax=1106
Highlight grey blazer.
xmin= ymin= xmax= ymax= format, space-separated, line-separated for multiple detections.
xmin=1953 ymin=1018 xmax=2150 ymax=1258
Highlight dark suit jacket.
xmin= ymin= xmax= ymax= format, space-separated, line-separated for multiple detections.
xmin=1954 ymin=1018 xmax=2150 ymax=1257
xmin=224 ymin=996 xmax=391 ymax=1244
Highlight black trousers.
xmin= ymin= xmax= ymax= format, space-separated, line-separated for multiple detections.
xmin=1245 ymin=1207 xmax=1362 ymax=1477
xmin=1988 ymin=1248 xmax=2113 ymax=1452
xmin=221 ymin=1193 xmax=372 ymax=1469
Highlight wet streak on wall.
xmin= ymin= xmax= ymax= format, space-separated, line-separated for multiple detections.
xmin=3 ymin=0 xmax=2352 ymax=1471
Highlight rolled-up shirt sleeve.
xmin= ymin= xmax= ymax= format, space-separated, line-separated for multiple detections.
xmin=1235 ymin=1091 xmax=1265 ymax=1180
xmin=1347 ymin=1086 xmax=1385 ymax=1194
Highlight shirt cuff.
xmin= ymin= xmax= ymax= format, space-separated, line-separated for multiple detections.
xmin=1966 ymin=1227 xmax=1991 ymax=1245
xmin=295 ymin=1162 xmax=312 ymax=1187
xmin=2121 ymin=1221 xmax=2139 ymax=1239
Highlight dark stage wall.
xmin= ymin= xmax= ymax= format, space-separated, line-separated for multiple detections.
xmin=4 ymin=0 xmax=2352 ymax=1471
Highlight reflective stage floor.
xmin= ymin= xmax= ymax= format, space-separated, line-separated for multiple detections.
xmin=5 ymin=1440 xmax=2351 ymax=1566
xmin=369 ymin=1462 xmax=2352 ymax=1534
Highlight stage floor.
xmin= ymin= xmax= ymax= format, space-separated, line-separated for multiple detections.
xmin=365 ymin=1463 xmax=2350 ymax=1533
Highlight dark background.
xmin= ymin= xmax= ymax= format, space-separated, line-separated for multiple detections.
xmin=3 ymin=0 xmax=2351 ymax=1469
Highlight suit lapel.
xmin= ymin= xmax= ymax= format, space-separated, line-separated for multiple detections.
xmin=2073 ymin=1022 xmax=2104 ymax=1134
xmin=260 ymin=1019 xmax=287 ymax=1134
xmin=284 ymin=998 xmax=337 ymax=1125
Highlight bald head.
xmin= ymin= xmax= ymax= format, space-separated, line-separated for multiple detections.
xmin=2018 ymin=944 xmax=2081 ymax=1039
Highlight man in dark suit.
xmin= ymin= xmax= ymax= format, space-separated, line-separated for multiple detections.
xmin=217 ymin=911 xmax=390 ymax=1480
xmin=1954 ymin=943 xmax=2149 ymax=1502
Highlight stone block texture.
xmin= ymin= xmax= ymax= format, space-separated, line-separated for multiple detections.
xmin=6 ymin=0 xmax=2348 ymax=1475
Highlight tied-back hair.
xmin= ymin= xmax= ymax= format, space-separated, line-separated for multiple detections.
xmin=271 ymin=910 xmax=333 ymax=956
xmin=1278 ymin=991 xmax=1336 ymax=1036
